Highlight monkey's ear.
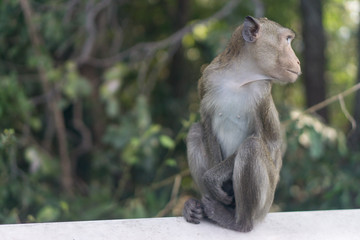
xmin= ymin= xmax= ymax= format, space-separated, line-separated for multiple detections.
xmin=242 ymin=16 xmax=260 ymax=43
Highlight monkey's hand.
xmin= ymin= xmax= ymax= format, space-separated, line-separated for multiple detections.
xmin=203 ymin=172 xmax=234 ymax=205
xmin=183 ymin=198 xmax=205 ymax=224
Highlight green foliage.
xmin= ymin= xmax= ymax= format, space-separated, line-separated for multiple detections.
xmin=101 ymin=64 xmax=127 ymax=118
xmin=323 ymin=0 xmax=358 ymax=129
xmin=0 ymin=74 xmax=31 ymax=128
xmin=0 ymin=0 xmax=359 ymax=225
xmin=63 ymin=62 xmax=92 ymax=100
xmin=276 ymin=111 xmax=360 ymax=211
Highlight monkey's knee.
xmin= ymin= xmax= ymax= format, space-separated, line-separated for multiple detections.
xmin=241 ymin=136 xmax=262 ymax=153
xmin=183 ymin=198 xmax=204 ymax=224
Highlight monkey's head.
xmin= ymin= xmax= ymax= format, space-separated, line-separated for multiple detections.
xmin=240 ymin=16 xmax=301 ymax=83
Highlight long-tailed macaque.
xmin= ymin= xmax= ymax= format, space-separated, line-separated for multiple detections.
xmin=183 ymin=16 xmax=301 ymax=232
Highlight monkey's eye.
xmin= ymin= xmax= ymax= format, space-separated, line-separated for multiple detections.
xmin=286 ymin=36 xmax=293 ymax=44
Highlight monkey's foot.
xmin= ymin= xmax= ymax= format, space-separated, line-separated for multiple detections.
xmin=201 ymin=195 xmax=219 ymax=220
xmin=202 ymin=195 xmax=253 ymax=232
xmin=183 ymin=198 xmax=204 ymax=224
xmin=236 ymin=218 xmax=254 ymax=233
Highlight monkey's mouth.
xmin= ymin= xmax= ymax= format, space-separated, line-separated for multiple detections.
xmin=287 ymin=69 xmax=301 ymax=76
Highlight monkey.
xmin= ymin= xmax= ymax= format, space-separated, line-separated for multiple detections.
xmin=183 ymin=16 xmax=301 ymax=232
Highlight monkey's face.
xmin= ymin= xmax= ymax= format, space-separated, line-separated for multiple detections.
xmin=269 ymin=28 xmax=301 ymax=83
xmin=242 ymin=17 xmax=301 ymax=84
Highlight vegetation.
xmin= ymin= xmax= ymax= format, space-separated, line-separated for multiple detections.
xmin=0 ymin=0 xmax=359 ymax=223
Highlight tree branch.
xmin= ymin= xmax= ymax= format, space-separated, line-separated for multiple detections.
xmin=77 ymin=0 xmax=113 ymax=64
xmin=150 ymin=169 xmax=190 ymax=191
xmin=338 ymin=94 xmax=356 ymax=137
xmin=155 ymin=174 xmax=182 ymax=217
xmin=71 ymin=100 xmax=93 ymax=160
xmin=20 ymin=0 xmax=74 ymax=195
xmin=288 ymin=82 xmax=360 ymax=130
xmin=86 ymin=0 xmax=241 ymax=67
xmin=303 ymin=83 xmax=360 ymax=115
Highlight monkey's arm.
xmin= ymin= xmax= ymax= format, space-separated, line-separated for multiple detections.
xmin=202 ymin=154 xmax=235 ymax=205
xmin=201 ymin=115 xmax=223 ymax=166
xmin=258 ymin=97 xmax=283 ymax=171
xmin=183 ymin=119 xmax=224 ymax=224
xmin=185 ymin=116 xmax=232 ymax=208
xmin=200 ymin=115 xmax=237 ymax=205
xmin=185 ymin=117 xmax=223 ymax=195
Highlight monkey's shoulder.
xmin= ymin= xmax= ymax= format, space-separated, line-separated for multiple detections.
xmin=202 ymin=80 xmax=271 ymax=114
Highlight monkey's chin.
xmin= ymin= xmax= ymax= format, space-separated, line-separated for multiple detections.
xmin=287 ymin=76 xmax=298 ymax=83
xmin=274 ymin=72 xmax=299 ymax=84
xmin=286 ymin=70 xmax=301 ymax=83
xmin=272 ymin=77 xmax=297 ymax=85
xmin=270 ymin=70 xmax=300 ymax=84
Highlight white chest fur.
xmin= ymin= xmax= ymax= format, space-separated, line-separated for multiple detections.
xmin=205 ymin=80 xmax=269 ymax=158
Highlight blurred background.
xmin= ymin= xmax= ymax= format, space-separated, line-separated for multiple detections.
xmin=0 ymin=0 xmax=360 ymax=223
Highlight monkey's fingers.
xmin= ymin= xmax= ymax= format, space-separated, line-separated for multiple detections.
xmin=212 ymin=188 xmax=233 ymax=206
xmin=183 ymin=198 xmax=204 ymax=224
xmin=222 ymin=193 xmax=234 ymax=206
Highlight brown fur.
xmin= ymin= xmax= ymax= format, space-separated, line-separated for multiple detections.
xmin=183 ymin=16 xmax=300 ymax=232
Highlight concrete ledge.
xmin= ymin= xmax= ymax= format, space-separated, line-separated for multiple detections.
xmin=0 ymin=209 xmax=359 ymax=240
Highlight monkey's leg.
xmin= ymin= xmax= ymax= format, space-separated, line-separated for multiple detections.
xmin=232 ymin=136 xmax=276 ymax=232
xmin=186 ymin=123 xmax=211 ymax=195
xmin=202 ymin=195 xmax=246 ymax=232
xmin=183 ymin=123 xmax=209 ymax=224
xmin=184 ymin=122 xmax=231 ymax=224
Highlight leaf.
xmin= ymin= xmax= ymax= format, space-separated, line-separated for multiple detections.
xmin=159 ymin=135 xmax=175 ymax=149
xmin=165 ymin=158 xmax=177 ymax=167
xmin=104 ymin=63 xmax=128 ymax=80
xmin=0 ymin=129 xmax=16 ymax=148
xmin=308 ymin=130 xmax=324 ymax=159
xmin=337 ymin=132 xmax=348 ymax=156
xmin=36 ymin=205 xmax=60 ymax=222
xmin=193 ymin=23 xmax=209 ymax=41
xmin=136 ymin=95 xmax=151 ymax=131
